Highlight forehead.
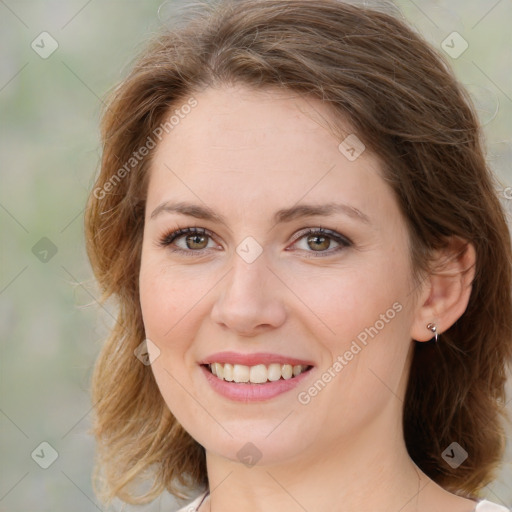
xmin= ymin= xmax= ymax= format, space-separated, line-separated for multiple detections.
xmin=154 ymin=84 xmax=355 ymax=165
xmin=147 ymin=84 xmax=393 ymax=224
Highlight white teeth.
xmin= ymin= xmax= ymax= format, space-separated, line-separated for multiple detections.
xmin=267 ymin=363 xmax=282 ymax=381
xmin=249 ymin=364 xmax=267 ymax=384
xmin=214 ymin=362 xmax=224 ymax=379
xmin=233 ymin=364 xmax=249 ymax=383
xmin=223 ymin=363 xmax=234 ymax=381
xmin=281 ymin=364 xmax=293 ymax=380
xmin=208 ymin=362 xmax=309 ymax=383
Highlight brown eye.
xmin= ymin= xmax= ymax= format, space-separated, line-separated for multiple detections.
xmin=291 ymin=227 xmax=352 ymax=257
xmin=185 ymin=233 xmax=209 ymax=250
xmin=306 ymin=233 xmax=331 ymax=251
xmin=159 ymin=227 xmax=216 ymax=254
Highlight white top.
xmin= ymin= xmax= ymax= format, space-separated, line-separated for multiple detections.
xmin=175 ymin=491 xmax=510 ymax=512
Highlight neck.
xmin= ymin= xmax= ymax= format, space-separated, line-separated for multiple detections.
xmin=201 ymin=413 xmax=430 ymax=512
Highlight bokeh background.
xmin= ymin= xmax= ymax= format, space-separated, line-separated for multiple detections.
xmin=1 ymin=0 xmax=511 ymax=510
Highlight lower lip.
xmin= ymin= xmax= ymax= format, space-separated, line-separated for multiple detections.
xmin=200 ymin=365 xmax=313 ymax=402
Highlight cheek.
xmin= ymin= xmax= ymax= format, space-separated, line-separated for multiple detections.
xmin=139 ymin=250 xmax=208 ymax=342
xmin=139 ymin=266 xmax=178 ymax=341
xmin=281 ymin=252 xmax=408 ymax=346
xmin=139 ymin=257 xmax=204 ymax=424
xmin=288 ymin=255 xmax=413 ymax=414
xmin=138 ymin=250 xmax=219 ymax=379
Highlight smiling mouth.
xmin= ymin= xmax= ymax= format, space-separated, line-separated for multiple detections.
xmin=203 ymin=363 xmax=313 ymax=384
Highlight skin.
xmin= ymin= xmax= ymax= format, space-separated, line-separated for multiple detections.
xmin=139 ymin=84 xmax=477 ymax=512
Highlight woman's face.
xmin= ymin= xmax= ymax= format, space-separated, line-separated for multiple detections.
xmin=139 ymin=85 xmax=422 ymax=466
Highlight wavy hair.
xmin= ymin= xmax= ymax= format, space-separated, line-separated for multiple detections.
xmin=84 ymin=0 xmax=512 ymax=504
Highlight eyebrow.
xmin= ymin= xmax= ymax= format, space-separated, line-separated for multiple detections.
xmin=150 ymin=200 xmax=370 ymax=225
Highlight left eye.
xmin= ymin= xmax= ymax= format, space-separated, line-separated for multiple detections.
xmin=158 ymin=226 xmax=352 ymax=256
xmin=289 ymin=227 xmax=352 ymax=255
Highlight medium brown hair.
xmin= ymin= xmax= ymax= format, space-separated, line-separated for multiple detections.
xmin=84 ymin=0 xmax=512 ymax=504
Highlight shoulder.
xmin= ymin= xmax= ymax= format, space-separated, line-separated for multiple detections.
xmin=475 ymin=500 xmax=510 ymax=511
xmin=174 ymin=495 xmax=510 ymax=512
xmin=175 ymin=490 xmax=209 ymax=512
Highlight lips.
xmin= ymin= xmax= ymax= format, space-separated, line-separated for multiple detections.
xmin=198 ymin=351 xmax=314 ymax=401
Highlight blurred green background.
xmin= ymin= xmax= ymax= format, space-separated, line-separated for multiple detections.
xmin=1 ymin=1 xmax=511 ymax=510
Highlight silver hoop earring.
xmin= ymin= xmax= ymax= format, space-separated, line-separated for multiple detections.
xmin=426 ymin=322 xmax=438 ymax=342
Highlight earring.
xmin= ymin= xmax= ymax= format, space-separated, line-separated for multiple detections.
xmin=426 ymin=322 xmax=438 ymax=342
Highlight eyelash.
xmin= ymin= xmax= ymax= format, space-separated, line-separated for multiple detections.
xmin=157 ymin=226 xmax=353 ymax=258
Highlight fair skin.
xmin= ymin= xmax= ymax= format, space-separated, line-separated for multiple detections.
xmin=139 ymin=85 xmax=477 ymax=512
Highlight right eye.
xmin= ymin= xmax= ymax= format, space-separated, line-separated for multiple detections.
xmin=158 ymin=226 xmax=218 ymax=255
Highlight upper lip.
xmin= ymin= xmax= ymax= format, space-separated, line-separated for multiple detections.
xmin=199 ymin=351 xmax=314 ymax=367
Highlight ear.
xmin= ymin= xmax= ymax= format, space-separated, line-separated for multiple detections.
xmin=410 ymin=237 xmax=476 ymax=342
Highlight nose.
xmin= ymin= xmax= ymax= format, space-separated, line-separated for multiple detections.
xmin=210 ymin=251 xmax=287 ymax=336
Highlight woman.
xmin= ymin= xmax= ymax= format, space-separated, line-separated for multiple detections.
xmin=84 ymin=1 xmax=512 ymax=511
